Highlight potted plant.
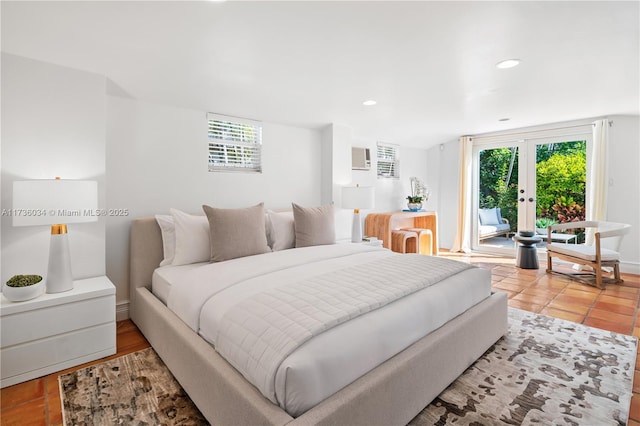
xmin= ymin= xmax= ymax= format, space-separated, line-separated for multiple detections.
xmin=2 ymin=275 xmax=44 ymax=302
xmin=406 ymin=177 xmax=430 ymax=211
xmin=535 ymin=217 xmax=557 ymax=235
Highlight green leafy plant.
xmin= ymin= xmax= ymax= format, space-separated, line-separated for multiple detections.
xmin=6 ymin=275 xmax=42 ymax=288
xmin=551 ymin=196 xmax=585 ymax=223
xmin=535 ymin=217 xmax=557 ymax=228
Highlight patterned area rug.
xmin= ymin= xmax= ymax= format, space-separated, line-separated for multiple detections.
xmin=59 ymin=348 xmax=207 ymax=425
xmin=410 ymin=308 xmax=637 ymax=425
xmin=59 ymin=308 xmax=636 ymax=425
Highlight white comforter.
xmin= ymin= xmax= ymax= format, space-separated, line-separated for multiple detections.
xmin=167 ymin=244 xmax=490 ymax=416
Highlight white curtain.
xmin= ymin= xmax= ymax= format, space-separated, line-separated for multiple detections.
xmin=585 ymin=119 xmax=609 ymax=245
xmin=451 ymin=136 xmax=473 ymax=253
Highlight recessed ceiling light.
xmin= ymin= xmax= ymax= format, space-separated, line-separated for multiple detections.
xmin=496 ymin=59 xmax=520 ymax=69
xmin=498 ymin=118 xmax=510 ymax=122
xmin=362 ymin=100 xmax=377 ymax=106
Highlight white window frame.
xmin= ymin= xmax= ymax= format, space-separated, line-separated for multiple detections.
xmin=207 ymin=113 xmax=262 ymax=173
xmin=376 ymin=142 xmax=400 ymax=179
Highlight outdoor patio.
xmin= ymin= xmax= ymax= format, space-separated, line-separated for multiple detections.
xmin=479 ymin=233 xmax=578 ymax=250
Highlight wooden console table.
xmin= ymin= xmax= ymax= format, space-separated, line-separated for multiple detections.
xmin=365 ymin=211 xmax=438 ymax=255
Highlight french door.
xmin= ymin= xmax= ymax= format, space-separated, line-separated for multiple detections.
xmin=472 ymin=134 xmax=589 ymax=255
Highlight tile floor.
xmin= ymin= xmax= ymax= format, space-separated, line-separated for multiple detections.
xmin=1 ymin=254 xmax=639 ymax=425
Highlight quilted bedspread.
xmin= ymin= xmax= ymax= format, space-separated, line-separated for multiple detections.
xmin=215 ymin=253 xmax=472 ymax=404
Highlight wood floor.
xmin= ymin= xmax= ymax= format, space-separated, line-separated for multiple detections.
xmin=2 ymin=254 xmax=640 ymax=425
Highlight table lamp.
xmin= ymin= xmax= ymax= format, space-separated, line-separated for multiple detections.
xmin=13 ymin=178 xmax=98 ymax=293
xmin=342 ymin=185 xmax=375 ymax=242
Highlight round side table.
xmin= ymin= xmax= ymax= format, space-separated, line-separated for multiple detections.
xmin=513 ymin=233 xmax=542 ymax=269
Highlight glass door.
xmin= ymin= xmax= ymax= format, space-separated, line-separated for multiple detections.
xmin=472 ymin=136 xmax=588 ymax=254
xmin=473 ymin=142 xmax=522 ymax=254
xmin=533 ymin=139 xmax=587 ymax=244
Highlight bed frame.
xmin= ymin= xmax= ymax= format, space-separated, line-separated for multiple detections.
xmin=129 ymin=216 xmax=508 ymax=425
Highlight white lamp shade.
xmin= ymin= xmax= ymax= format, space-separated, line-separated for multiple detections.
xmin=13 ymin=180 xmax=98 ymax=226
xmin=342 ymin=185 xmax=375 ymax=210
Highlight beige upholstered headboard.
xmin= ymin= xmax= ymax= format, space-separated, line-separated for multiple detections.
xmin=129 ymin=217 xmax=164 ymax=322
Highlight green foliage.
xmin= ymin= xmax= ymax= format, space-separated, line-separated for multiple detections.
xmin=6 ymin=275 xmax=42 ymax=288
xmin=536 ymin=147 xmax=586 ymax=218
xmin=479 ymin=141 xmax=586 ymax=232
xmin=535 ymin=217 xmax=557 ymax=228
xmin=479 ymin=147 xmax=519 ymax=230
xmin=535 ymin=140 xmax=586 ymax=162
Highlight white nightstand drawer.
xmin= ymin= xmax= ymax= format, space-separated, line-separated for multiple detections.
xmin=1 ymin=295 xmax=115 ymax=347
xmin=1 ymin=322 xmax=116 ymax=379
xmin=0 ymin=276 xmax=116 ymax=388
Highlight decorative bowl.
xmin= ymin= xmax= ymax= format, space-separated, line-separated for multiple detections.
xmin=519 ymin=230 xmax=535 ymax=237
xmin=2 ymin=280 xmax=45 ymax=302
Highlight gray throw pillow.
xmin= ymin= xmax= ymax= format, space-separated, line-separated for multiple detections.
xmin=292 ymin=203 xmax=336 ymax=248
xmin=202 ymin=203 xmax=271 ymax=262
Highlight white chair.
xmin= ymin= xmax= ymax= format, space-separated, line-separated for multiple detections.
xmin=546 ymin=221 xmax=631 ymax=289
xmin=478 ymin=208 xmax=511 ymax=240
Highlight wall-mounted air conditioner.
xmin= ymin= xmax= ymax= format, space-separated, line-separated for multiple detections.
xmin=352 ymin=147 xmax=371 ymax=170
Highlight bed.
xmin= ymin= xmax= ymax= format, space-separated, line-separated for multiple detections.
xmin=129 ymin=214 xmax=508 ymax=425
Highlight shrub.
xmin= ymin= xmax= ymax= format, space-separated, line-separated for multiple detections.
xmin=551 ymin=196 xmax=585 ymax=223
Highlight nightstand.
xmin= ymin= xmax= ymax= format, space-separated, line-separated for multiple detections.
xmin=0 ymin=276 xmax=116 ymax=388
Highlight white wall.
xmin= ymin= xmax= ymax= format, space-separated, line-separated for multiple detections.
xmin=433 ymin=116 xmax=640 ymax=273
xmin=1 ymin=54 xmax=106 ymax=285
xmin=428 ymin=139 xmax=460 ymax=249
xmin=351 ymin=144 xmax=430 ymax=213
xmin=105 ymin=96 xmax=322 ymax=302
xmin=607 ymin=115 xmax=640 ymax=270
xmin=320 ymin=122 xmax=432 ymax=241
xmin=321 ymin=124 xmax=355 ymax=240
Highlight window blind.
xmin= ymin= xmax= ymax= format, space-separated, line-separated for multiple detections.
xmin=207 ymin=113 xmax=262 ymax=173
xmin=377 ymin=142 xmax=399 ymax=179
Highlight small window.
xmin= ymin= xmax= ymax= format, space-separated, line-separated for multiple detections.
xmin=377 ymin=142 xmax=399 ymax=179
xmin=207 ymin=113 xmax=262 ymax=173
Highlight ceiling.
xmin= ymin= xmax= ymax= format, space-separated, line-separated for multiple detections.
xmin=2 ymin=1 xmax=638 ymax=149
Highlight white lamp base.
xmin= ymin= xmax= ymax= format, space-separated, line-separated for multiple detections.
xmin=47 ymin=232 xmax=73 ymax=293
xmin=351 ymin=210 xmax=363 ymax=243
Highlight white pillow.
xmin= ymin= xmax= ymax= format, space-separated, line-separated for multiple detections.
xmin=155 ymin=215 xmax=175 ymax=267
xmin=169 ymin=208 xmax=210 ymax=266
xmin=479 ymin=208 xmax=500 ymax=226
xmin=266 ymin=210 xmax=295 ymax=251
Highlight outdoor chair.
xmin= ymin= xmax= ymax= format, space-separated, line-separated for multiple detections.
xmin=546 ymin=221 xmax=631 ymax=289
xmin=478 ymin=207 xmax=510 ymax=240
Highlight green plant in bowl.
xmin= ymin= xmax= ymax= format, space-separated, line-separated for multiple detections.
xmin=3 ymin=275 xmax=44 ymax=302
xmin=6 ymin=275 xmax=43 ymax=287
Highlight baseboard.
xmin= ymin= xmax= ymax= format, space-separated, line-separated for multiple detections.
xmin=620 ymin=261 xmax=640 ymax=276
xmin=116 ymin=300 xmax=130 ymax=321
